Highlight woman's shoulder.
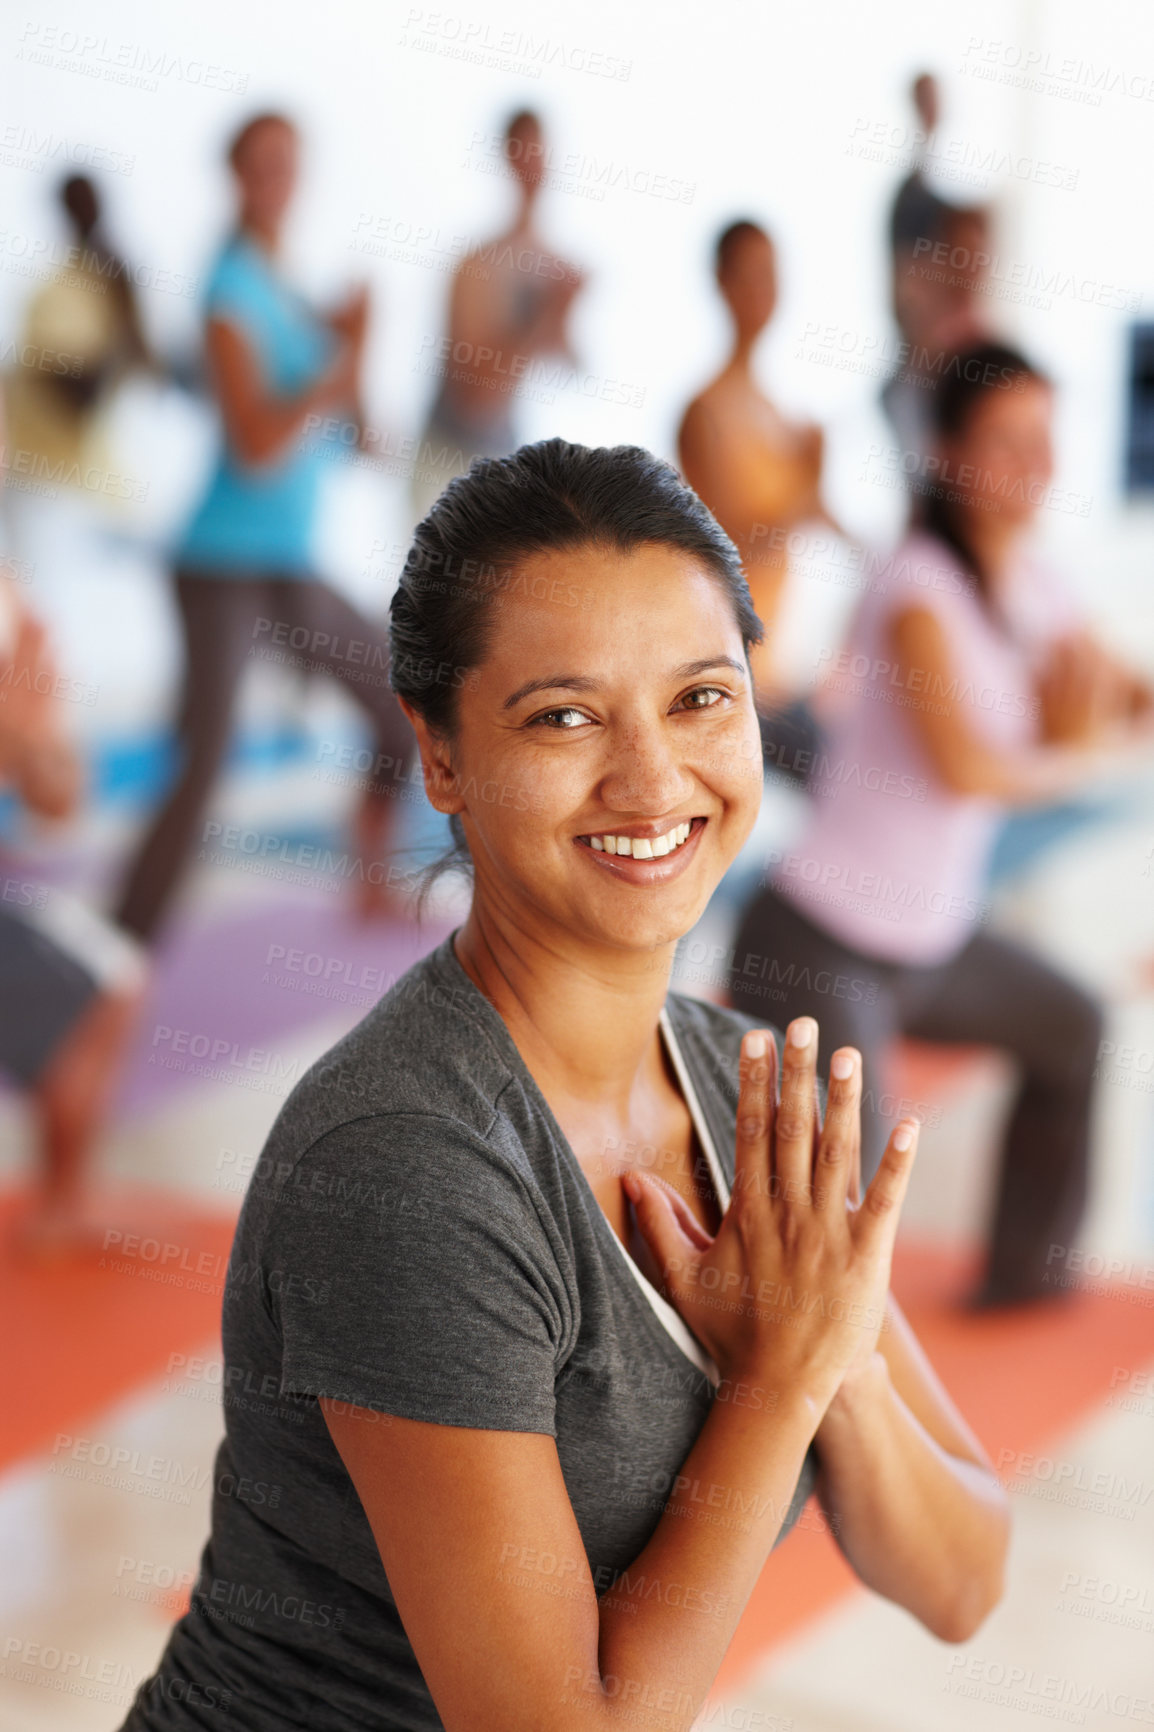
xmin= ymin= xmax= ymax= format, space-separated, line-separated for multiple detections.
xmin=882 ymin=531 xmax=979 ymax=613
xmin=204 ymin=235 xmax=273 ymax=320
xmin=264 ymin=937 xmax=519 ymax=1168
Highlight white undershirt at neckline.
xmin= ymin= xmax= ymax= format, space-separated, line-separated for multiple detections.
xmin=599 ymin=1010 xmax=730 ymax=1386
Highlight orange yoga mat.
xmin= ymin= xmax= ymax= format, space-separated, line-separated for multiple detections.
xmin=3 ymin=1191 xmax=1152 ymax=1694
xmin=0 ymin=1186 xmax=239 ymax=1471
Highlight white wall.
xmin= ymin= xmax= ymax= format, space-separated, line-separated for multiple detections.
xmin=3 ymin=0 xmax=1153 ymax=695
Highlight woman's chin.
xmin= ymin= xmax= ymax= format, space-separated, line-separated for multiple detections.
xmin=576 ymin=884 xmax=718 ymax=958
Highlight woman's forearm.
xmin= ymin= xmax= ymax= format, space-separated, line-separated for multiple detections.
xmin=588 ymin=1380 xmax=821 ymax=1732
xmin=812 ymin=1354 xmax=1009 ymax=1642
xmin=894 ymin=605 xmax=1136 ymax=805
xmin=207 ymin=317 xmax=354 ymax=469
xmin=227 ymin=359 xmax=352 ymax=467
xmin=943 ymin=732 xmax=1145 ymax=805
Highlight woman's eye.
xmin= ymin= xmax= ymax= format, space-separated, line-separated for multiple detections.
xmin=531 ymin=706 xmax=591 ymax=730
xmin=678 ymin=686 xmax=726 ymax=711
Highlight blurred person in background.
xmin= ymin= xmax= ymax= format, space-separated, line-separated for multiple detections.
xmin=885 ymin=200 xmax=994 ymax=472
xmin=729 ymin=342 xmax=1152 ymax=1310
xmin=883 ymin=73 xmax=995 ymax=470
xmin=883 ymin=82 xmax=1115 ymax=885
xmin=113 ymin=112 xmax=413 ymax=943
xmin=3 ymin=174 xmax=154 ymax=507
xmin=410 ymin=108 xmax=585 ymax=522
xmin=679 ymin=219 xmax=843 ymax=784
xmin=0 ymin=397 xmax=146 ymax=1251
xmin=887 ymin=73 xmax=952 ymax=267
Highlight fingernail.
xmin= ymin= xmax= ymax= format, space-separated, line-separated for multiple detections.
xmin=746 ymin=1031 xmax=770 ymax=1058
xmin=831 ymin=1052 xmax=854 ymax=1080
xmin=787 ymin=1018 xmax=814 ymax=1048
xmin=893 ymin=1127 xmax=914 ymax=1152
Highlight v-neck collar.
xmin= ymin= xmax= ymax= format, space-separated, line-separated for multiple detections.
xmin=431 ymin=935 xmax=725 ymax=1386
xmin=615 ymin=1011 xmax=724 ymax=1384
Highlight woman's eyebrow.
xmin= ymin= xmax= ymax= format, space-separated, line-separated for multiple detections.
xmin=503 ymin=674 xmax=599 ymax=710
xmin=675 ymin=656 xmax=747 ymax=681
xmin=502 ymin=657 xmax=746 ymax=711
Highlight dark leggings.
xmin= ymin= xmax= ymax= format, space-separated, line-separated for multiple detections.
xmin=729 ymin=886 xmax=1103 ymax=1301
xmin=115 ymin=570 xmax=413 ymax=943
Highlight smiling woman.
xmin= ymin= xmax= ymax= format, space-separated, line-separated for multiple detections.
xmin=119 ymin=440 xmax=1010 ymax=1732
xmin=387 ymin=438 xmax=765 ymax=919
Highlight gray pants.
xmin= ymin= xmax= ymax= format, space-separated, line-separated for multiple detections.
xmin=728 ymin=887 xmax=1102 ymax=1302
xmin=115 ymin=570 xmax=413 ymax=943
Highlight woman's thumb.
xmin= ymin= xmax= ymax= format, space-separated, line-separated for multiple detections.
xmin=623 ymin=1171 xmax=708 ymax=1297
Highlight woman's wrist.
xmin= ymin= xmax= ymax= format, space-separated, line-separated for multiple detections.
xmin=721 ymin=1350 xmax=856 ymax=1434
xmin=817 ymin=1350 xmax=890 ymax=1432
xmin=310 ymin=345 xmax=356 ymax=412
xmin=14 ymin=734 xmax=81 ymax=819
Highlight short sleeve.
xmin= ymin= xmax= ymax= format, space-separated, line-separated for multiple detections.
xmin=266 ymin=1114 xmax=566 ymax=1434
xmin=204 ymin=249 xmax=265 ymax=337
xmin=884 ymin=536 xmax=978 ymax=631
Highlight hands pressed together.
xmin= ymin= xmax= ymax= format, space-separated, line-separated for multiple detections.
xmin=625 ymin=1017 xmax=920 ymax=1421
xmin=1039 ymin=631 xmax=1154 ymax=745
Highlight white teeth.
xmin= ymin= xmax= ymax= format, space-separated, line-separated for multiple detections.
xmin=585 ymin=821 xmax=698 ymax=858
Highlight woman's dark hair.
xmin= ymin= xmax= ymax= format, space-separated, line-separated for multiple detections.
xmin=920 ymin=339 xmax=1050 ymax=591
xmin=389 ymin=437 xmax=761 ymax=885
xmin=715 ymin=218 xmax=769 ymax=277
xmin=227 ymin=111 xmax=295 ymax=170
xmin=504 ymin=108 xmax=541 ymax=141
xmin=59 ymin=174 xmax=100 ymax=239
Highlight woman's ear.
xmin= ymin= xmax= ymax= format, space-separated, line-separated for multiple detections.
xmin=398 ymin=700 xmax=463 ymax=817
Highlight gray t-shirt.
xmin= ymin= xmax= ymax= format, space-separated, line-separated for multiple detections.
xmin=121 ymin=933 xmax=819 ymax=1731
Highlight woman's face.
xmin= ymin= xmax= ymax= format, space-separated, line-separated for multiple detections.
xmin=506 ymin=114 xmax=546 ymax=199
xmin=720 ymin=230 xmax=777 ymax=340
xmin=430 ymin=543 xmax=763 ymax=959
xmin=234 ymin=120 xmax=298 ymax=232
xmin=945 ymin=376 xmax=1054 ymax=531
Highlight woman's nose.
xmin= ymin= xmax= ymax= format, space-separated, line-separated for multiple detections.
xmin=597 ymin=722 xmax=694 ymax=813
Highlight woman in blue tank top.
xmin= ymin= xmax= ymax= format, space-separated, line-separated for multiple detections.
xmin=115 ymin=112 xmax=412 ymax=942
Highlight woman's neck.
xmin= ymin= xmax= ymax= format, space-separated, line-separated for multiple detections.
xmin=954 ymin=510 xmax=1024 ymax=588
xmin=727 ymin=331 xmax=759 ymax=375
xmin=510 ymin=190 xmax=539 ymax=240
xmin=238 ymin=216 xmax=281 ymax=256
xmin=453 ymin=902 xmax=675 ymax=1113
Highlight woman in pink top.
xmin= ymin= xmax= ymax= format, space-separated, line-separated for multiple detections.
xmin=730 ymin=341 xmax=1152 ymax=1308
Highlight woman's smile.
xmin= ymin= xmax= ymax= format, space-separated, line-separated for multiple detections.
xmin=575 ymin=815 xmax=708 ymax=881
